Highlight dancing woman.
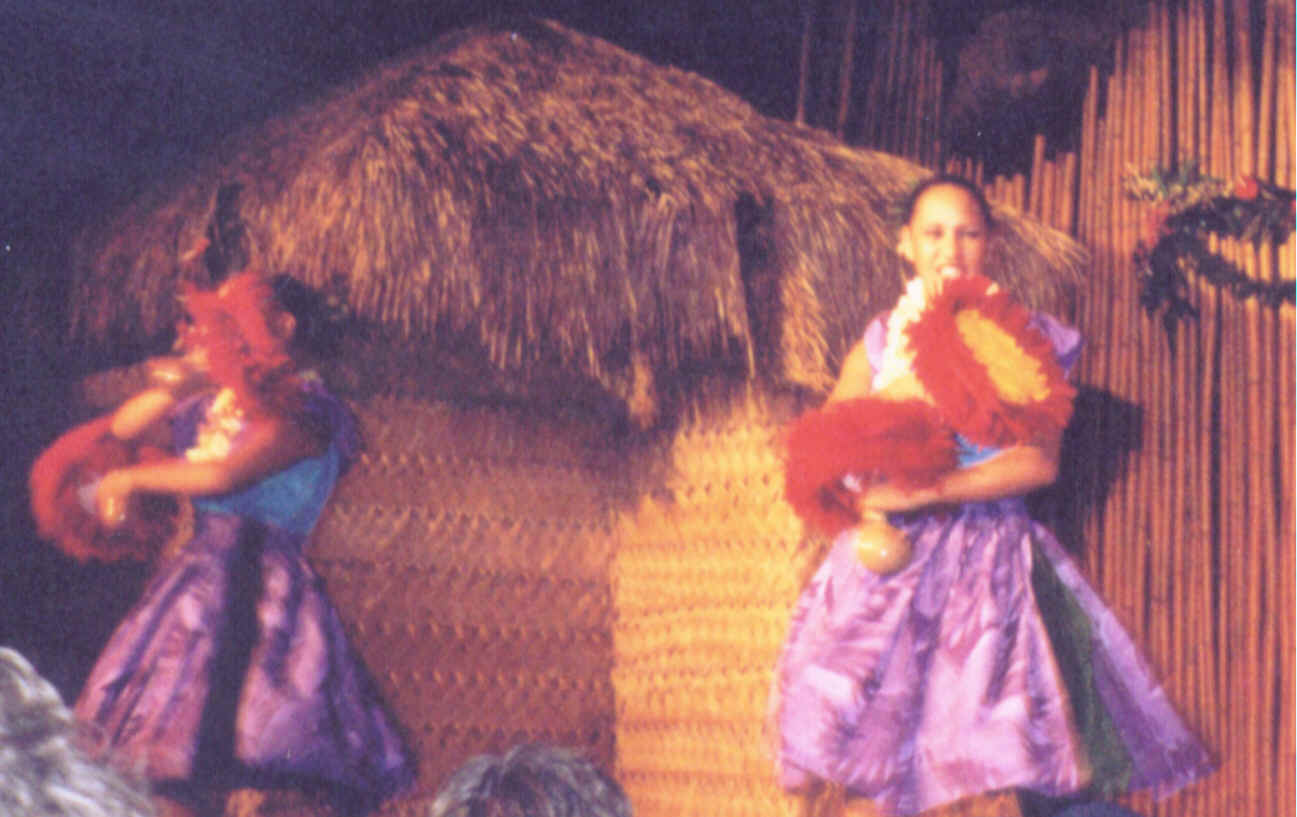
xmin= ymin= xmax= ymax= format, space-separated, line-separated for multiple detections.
xmin=58 ymin=260 xmax=412 ymax=816
xmin=775 ymin=176 xmax=1213 ymax=816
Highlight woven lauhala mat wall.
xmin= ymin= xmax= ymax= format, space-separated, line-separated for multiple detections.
xmin=310 ymin=396 xmax=628 ymax=815
xmin=612 ymin=390 xmax=820 ymax=817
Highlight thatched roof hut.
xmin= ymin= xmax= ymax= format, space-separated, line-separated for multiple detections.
xmin=64 ymin=18 xmax=1091 ymax=817
xmin=69 ymin=16 xmax=1083 ymax=427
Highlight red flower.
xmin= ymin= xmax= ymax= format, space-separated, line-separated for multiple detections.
xmin=1142 ymin=203 xmax=1170 ymax=246
xmin=1233 ymin=175 xmax=1260 ymax=201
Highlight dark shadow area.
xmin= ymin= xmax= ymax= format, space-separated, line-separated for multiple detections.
xmin=0 ymin=224 xmax=158 ymax=702
xmin=1027 ymin=385 xmax=1145 ymax=560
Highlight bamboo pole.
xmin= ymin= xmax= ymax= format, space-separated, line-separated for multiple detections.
xmin=1132 ymin=9 xmax=1159 ymax=676
xmin=1183 ymin=2 xmax=1221 ymax=792
xmin=880 ymin=0 xmax=897 ymax=153
xmin=793 ymin=0 xmax=814 ymax=125
xmin=1161 ymin=0 xmax=1184 ymax=730
xmin=1258 ymin=0 xmax=1277 ymax=180
xmin=920 ymin=40 xmax=939 ymax=164
xmin=1035 ymin=156 xmax=1047 ymax=225
xmin=1277 ymin=14 xmax=1296 ymax=814
xmin=1234 ymin=4 xmax=1272 ymax=811
xmin=1189 ymin=1 xmax=1224 ymax=782
xmin=925 ymin=43 xmax=942 ymax=166
xmin=1228 ymin=5 xmax=1253 ymax=812
xmin=898 ymin=0 xmax=918 ymax=158
xmin=1094 ymin=64 xmax=1122 ymax=596
xmin=1175 ymin=0 xmax=1191 ymax=162
xmin=1254 ymin=8 xmax=1287 ymax=816
xmin=1127 ymin=24 xmax=1150 ymax=642
xmin=909 ymin=32 xmax=926 ymax=163
xmin=1145 ymin=1 xmax=1174 ymax=691
xmin=911 ymin=35 xmax=927 ymax=163
xmin=1060 ymin=151 xmax=1077 ymax=233
xmin=1157 ymin=0 xmax=1174 ymax=161
xmin=931 ymin=54 xmax=945 ymax=168
xmin=1108 ymin=31 xmax=1135 ymax=630
xmin=1204 ymin=5 xmax=1230 ymax=798
xmin=1234 ymin=0 xmax=1257 ymax=170
xmin=1078 ymin=67 xmax=1101 ymax=360
xmin=1281 ymin=10 xmax=1295 ymax=801
xmin=1222 ymin=4 xmax=1258 ymax=811
xmin=834 ymin=0 xmax=859 ymax=139
xmin=1029 ymin=134 xmax=1046 ymax=218
xmin=897 ymin=10 xmax=920 ymax=162
xmin=1044 ymin=157 xmax=1059 ymax=230
xmin=1282 ymin=0 xmax=1295 ymax=190
xmin=1159 ymin=20 xmax=1189 ymax=774
xmin=1079 ymin=66 xmax=1098 ymax=238
xmin=860 ymin=8 xmax=883 ymax=145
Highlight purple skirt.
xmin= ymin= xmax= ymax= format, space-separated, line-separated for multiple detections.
xmin=75 ymin=512 xmax=413 ymax=806
xmin=774 ymin=498 xmax=1212 ymax=815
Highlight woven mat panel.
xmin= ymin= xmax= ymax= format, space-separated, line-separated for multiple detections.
xmin=612 ymin=390 xmax=823 ymax=817
xmin=302 ymin=396 xmax=628 ymax=815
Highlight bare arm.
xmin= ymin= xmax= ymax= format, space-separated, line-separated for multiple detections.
xmin=825 ymin=339 xmax=873 ymax=404
xmin=96 ymin=415 xmax=324 ymax=525
xmin=860 ymin=438 xmax=1061 ymax=514
xmin=109 ymin=387 xmax=178 ymax=442
xmin=110 ymin=357 xmax=212 ymax=442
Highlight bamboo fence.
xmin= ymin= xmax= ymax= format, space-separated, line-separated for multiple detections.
xmin=913 ymin=2 xmax=1292 ymax=815
xmin=855 ymin=1 xmax=1292 ymax=815
xmin=854 ymin=0 xmax=943 ymax=169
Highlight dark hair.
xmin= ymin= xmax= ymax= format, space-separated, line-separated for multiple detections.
xmin=195 ymin=183 xmax=347 ymax=364
xmin=203 ymin=182 xmax=252 ymax=283
xmin=899 ymin=174 xmax=995 ymax=231
xmin=270 ymin=273 xmax=346 ymax=363
xmin=429 ymin=744 xmax=630 ymax=817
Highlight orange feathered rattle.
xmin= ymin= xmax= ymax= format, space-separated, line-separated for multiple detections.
xmin=28 ymin=407 xmax=186 ymax=563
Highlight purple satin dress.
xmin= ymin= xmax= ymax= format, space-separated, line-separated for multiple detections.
xmin=75 ymin=381 xmax=413 ymax=809
xmin=774 ymin=314 xmax=1212 ymax=815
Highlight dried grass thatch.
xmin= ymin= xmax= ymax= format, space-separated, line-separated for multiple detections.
xmin=68 ymin=17 xmax=1085 ymax=425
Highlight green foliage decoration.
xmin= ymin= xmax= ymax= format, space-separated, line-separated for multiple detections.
xmin=1122 ymin=162 xmax=1294 ymax=340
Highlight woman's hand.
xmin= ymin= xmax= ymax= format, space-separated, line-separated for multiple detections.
xmin=96 ymin=470 xmax=135 ymax=527
xmin=859 ymin=442 xmax=1061 ymax=516
xmin=858 ymin=480 xmax=940 ymax=515
xmin=96 ymin=415 xmax=324 ymax=503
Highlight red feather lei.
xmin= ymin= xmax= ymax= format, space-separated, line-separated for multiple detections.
xmin=29 ymin=415 xmax=188 ymax=563
xmin=783 ymin=398 xmax=957 ymax=536
xmin=905 ymin=273 xmax=1075 ymax=448
xmin=782 ymin=273 xmax=1076 ymax=538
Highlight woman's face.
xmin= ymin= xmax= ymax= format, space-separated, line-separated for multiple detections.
xmin=897 ymin=184 xmax=989 ymax=294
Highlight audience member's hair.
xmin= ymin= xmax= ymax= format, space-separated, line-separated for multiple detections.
xmin=429 ymin=744 xmax=630 ymax=817
xmin=0 ymin=647 xmax=154 ymax=817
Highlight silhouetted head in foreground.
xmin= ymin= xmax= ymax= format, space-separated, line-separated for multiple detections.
xmin=0 ymin=647 xmax=154 ymax=817
xmin=428 ymin=744 xmax=630 ymax=817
